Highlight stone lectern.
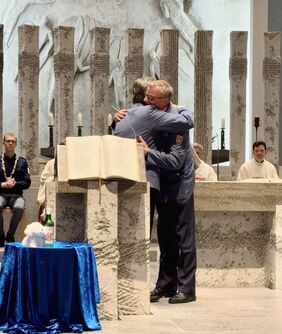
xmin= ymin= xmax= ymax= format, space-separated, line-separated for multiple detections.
xmin=46 ymin=144 xmax=150 ymax=320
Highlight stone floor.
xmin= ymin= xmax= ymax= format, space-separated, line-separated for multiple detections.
xmin=96 ymin=250 xmax=282 ymax=334
xmin=98 ymin=287 xmax=282 ymax=334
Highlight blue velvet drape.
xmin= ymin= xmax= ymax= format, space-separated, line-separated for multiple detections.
xmin=0 ymin=242 xmax=101 ymax=333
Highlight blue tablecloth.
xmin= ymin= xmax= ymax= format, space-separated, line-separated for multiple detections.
xmin=0 ymin=241 xmax=101 ymax=333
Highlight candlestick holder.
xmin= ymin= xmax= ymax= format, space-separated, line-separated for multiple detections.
xmin=77 ymin=126 xmax=82 ymax=137
xmin=108 ymin=126 xmax=112 ymax=135
xmin=254 ymin=116 xmax=260 ymax=142
xmin=220 ymin=128 xmax=225 ymax=150
xmin=49 ymin=125 xmax=54 ymax=147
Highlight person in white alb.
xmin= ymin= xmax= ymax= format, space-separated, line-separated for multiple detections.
xmin=237 ymin=141 xmax=279 ymax=181
xmin=192 ymin=143 xmax=217 ymax=181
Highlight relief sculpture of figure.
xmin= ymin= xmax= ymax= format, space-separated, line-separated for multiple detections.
xmin=5 ymin=0 xmax=56 ymax=47
xmin=10 ymin=10 xmax=96 ymax=114
xmin=108 ymin=39 xmax=126 ymax=109
xmin=149 ymin=42 xmax=160 ymax=80
xmin=159 ymin=0 xmax=199 ymax=63
xmin=38 ymin=15 xmax=93 ymax=113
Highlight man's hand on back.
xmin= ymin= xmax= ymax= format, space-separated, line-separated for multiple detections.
xmin=114 ymin=109 xmax=128 ymax=122
xmin=137 ymin=136 xmax=149 ymax=156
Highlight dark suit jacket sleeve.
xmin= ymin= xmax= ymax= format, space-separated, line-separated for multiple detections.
xmin=14 ymin=158 xmax=31 ymax=191
xmin=146 ymin=133 xmax=190 ymax=170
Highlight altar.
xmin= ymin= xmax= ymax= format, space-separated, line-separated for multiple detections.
xmin=194 ymin=181 xmax=282 ymax=289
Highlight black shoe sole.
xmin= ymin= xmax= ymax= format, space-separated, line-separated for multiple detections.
xmin=168 ymin=296 xmax=196 ymax=304
xmin=150 ymin=291 xmax=176 ymax=303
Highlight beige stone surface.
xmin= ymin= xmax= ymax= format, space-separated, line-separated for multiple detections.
xmin=194 ymin=181 xmax=282 ymax=212
xmin=124 ymin=29 xmax=144 ymax=106
xmin=90 ymin=28 xmax=110 ymax=135
xmin=194 ymin=30 xmax=213 ymax=164
xmin=54 ymin=26 xmax=75 ymax=144
xmin=118 ymin=182 xmax=150 ymax=315
xmin=229 ymin=31 xmax=248 ymax=178
xmin=18 ymin=25 xmax=39 ymax=174
xmin=85 ymin=181 xmax=119 ymax=320
xmin=265 ymin=205 xmax=282 ymax=289
xmin=160 ymin=29 xmax=179 ymax=104
xmin=263 ymin=32 xmax=281 ymax=169
xmin=194 ymin=182 xmax=282 ymax=289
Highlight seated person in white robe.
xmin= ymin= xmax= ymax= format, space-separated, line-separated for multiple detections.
xmin=37 ymin=158 xmax=55 ymax=221
xmin=192 ymin=143 xmax=217 ymax=181
xmin=237 ymin=141 xmax=279 ymax=181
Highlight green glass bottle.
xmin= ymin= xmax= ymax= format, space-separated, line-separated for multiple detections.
xmin=43 ymin=206 xmax=55 ymax=247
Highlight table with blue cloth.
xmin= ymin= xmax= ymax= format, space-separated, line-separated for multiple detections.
xmin=0 ymin=241 xmax=101 ymax=334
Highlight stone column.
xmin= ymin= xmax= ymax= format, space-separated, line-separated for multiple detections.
xmin=117 ymin=182 xmax=150 ymax=316
xmin=0 ymin=25 xmax=3 ymax=141
xmin=194 ymin=31 xmax=213 ymax=164
xmin=250 ymin=0 xmax=268 ymax=146
xmin=54 ymin=26 xmax=74 ymax=144
xmin=263 ymin=32 xmax=281 ymax=170
xmin=89 ymin=28 xmax=110 ymax=135
xmin=160 ymin=29 xmax=179 ymax=104
xmin=124 ymin=29 xmax=144 ymax=106
xmin=18 ymin=25 xmax=39 ymax=174
xmin=229 ymin=32 xmax=248 ymax=178
xmin=85 ymin=181 xmax=119 ymax=320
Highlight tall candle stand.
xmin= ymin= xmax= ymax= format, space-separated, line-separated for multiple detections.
xmin=77 ymin=126 xmax=82 ymax=137
xmin=220 ymin=127 xmax=225 ymax=150
xmin=49 ymin=125 xmax=54 ymax=147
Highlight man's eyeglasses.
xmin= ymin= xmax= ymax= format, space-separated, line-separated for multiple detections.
xmin=145 ymin=92 xmax=168 ymax=100
xmin=5 ymin=140 xmax=16 ymax=144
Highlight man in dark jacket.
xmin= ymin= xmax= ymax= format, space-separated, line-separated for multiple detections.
xmin=0 ymin=133 xmax=31 ymax=246
xmin=114 ymin=78 xmax=193 ymax=236
xmin=139 ymin=80 xmax=196 ymax=304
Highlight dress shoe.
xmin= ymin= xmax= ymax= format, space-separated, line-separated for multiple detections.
xmin=168 ymin=292 xmax=196 ymax=304
xmin=6 ymin=233 xmax=15 ymax=243
xmin=150 ymin=288 xmax=176 ymax=303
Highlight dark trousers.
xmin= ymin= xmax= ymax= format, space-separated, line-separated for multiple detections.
xmin=0 ymin=194 xmax=25 ymax=237
xmin=156 ymin=194 xmax=196 ymax=295
xmin=150 ymin=187 xmax=160 ymax=238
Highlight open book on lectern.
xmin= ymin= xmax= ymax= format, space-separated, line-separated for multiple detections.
xmin=57 ymin=135 xmax=143 ymax=182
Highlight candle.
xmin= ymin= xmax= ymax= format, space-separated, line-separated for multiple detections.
xmin=48 ymin=112 xmax=54 ymax=126
xmin=221 ymin=117 xmax=225 ymax=129
xmin=108 ymin=113 xmax=113 ymax=127
xmin=77 ymin=112 xmax=82 ymax=127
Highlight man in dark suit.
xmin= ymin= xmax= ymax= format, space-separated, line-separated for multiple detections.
xmin=139 ymin=80 xmax=196 ymax=304
xmin=0 ymin=133 xmax=31 ymax=246
xmin=114 ymin=78 xmax=193 ymax=237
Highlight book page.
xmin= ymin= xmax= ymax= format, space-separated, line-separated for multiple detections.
xmin=66 ymin=136 xmax=101 ymax=180
xmin=101 ymin=135 xmax=141 ymax=182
